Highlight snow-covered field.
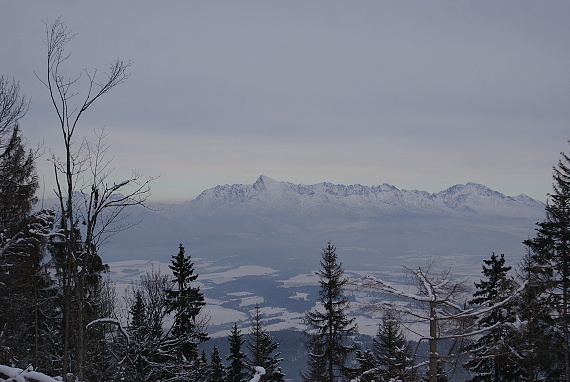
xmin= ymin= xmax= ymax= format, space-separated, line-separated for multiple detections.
xmin=109 ymin=259 xmax=313 ymax=336
xmin=107 ymin=257 xmax=433 ymax=338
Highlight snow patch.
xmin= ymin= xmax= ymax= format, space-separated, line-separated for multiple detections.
xmin=201 ymin=266 xmax=279 ymax=284
xmin=279 ymin=273 xmax=319 ymax=288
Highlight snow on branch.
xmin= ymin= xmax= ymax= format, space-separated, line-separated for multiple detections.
xmin=444 ymin=280 xmax=527 ymax=321
xmin=249 ymin=366 xmax=266 ymax=382
xmin=87 ymin=318 xmax=129 ymax=343
xmin=356 ymin=275 xmax=437 ymax=304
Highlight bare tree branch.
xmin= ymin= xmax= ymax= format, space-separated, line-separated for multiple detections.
xmin=0 ymin=76 xmax=29 ymax=155
xmin=39 ymin=17 xmax=153 ymax=380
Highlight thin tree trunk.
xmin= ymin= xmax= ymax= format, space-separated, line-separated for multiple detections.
xmin=63 ymin=252 xmax=72 ymax=380
xmin=429 ymin=301 xmax=437 ymax=382
xmin=76 ymin=267 xmax=84 ymax=382
xmin=33 ymin=255 xmax=39 ymax=369
xmin=560 ymin=200 xmax=570 ymax=382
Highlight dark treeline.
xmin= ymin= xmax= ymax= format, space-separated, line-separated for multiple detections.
xmin=2 ymin=17 xmax=570 ymax=382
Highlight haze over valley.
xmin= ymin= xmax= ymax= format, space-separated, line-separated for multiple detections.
xmin=103 ymin=175 xmax=545 ymax=338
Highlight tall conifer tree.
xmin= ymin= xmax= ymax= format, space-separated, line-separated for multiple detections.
xmin=210 ymin=346 xmax=226 ymax=382
xmin=303 ymin=241 xmax=357 ymax=382
xmin=165 ymin=244 xmax=208 ymax=362
xmin=246 ymin=304 xmax=285 ymax=382
xmin=0 ymin=124 xmax=37 ymax=232
xmin=227 ymin=323 xmax=248 ymax=382
xmin=0 ymin=120 xmax=56 ymax=370
xmin=373 ymin=311 xmax=415 ymax=382
xmin=524 ymin=142 xmax=570 ymax=380
xmin=510 ymin=250 xmax=560 ymax=380
xmin=464 ymin=253 xmax=520 ymax=381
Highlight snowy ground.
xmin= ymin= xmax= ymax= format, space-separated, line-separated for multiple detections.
xmin=0 ymin=365 xmax=59 ymax=382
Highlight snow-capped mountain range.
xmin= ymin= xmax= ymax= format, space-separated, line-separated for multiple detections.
xmin=103 ymin=175 xmax=545 ymax=270
xmin=157 ymin=175 xmax=543 ymax=219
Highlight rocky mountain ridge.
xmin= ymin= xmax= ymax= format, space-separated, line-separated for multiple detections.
xmin=155 ymin=175 xmax=544 ymax=220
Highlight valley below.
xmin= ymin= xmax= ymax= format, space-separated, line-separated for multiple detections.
xmin=100 ymin=176 xmax=545 ymax=379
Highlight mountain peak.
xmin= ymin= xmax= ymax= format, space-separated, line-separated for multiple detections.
xmin=440 ymin=182 xmax=497 ymax=196
xmin=253 ymin=175 xmax=276 ymax=189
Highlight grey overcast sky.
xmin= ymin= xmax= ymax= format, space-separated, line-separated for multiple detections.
xmin=1 ymin=2 xmax=569 ymax=202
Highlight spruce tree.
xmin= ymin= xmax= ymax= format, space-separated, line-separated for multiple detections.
xmin=34 ymin=246 xmax=63 ymax=376
xmin=195 ymin=350 xmax=210 ymax=382
xmin=126 ymin=290 xmax=148 ymax=380
xmin=0 ymin=124 xmax=37 ymax=233
xmin=165 ymin=244 xmax=208 ymax=362
xmin=125 ymin=267 xmax=172 ymax=381
xmin=227 ymin=323 xmax=248 ymax=382
xmin=353 ymin=349 xmax=376 ymax=382
xmin=511 ymin=249 xmax=562 ymax=380
xmin=524 ymin=142 xmax=570 ymax=380
xmin=373 ymin=311 xmax=415 ymax=382
xmin=0 ymin=120 xmax=57 ymax=370
xmin=303 ymin=340 xmax=328 ymax=382
xmin=0 ymin=209 xmax=55 ymax=369
xmin=464 ymin=253 xmax=519 ymax=381
xmin=211 ymin=346 xmax=226 ymax=382
xmin=303 ymin=241 xmax=357 ymax=382
xmin=130 ymin=291 xmax=147 ymax=334
xmin=246 ymin=304 xmax=285 ymax=382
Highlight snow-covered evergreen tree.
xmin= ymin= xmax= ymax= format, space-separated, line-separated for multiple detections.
xmin=302 ymin=340 xmax=327 ymax=382
xmin=373 ymin=311 xmax=415 ymax=382
xmin=510 ymin=249 xmax=563 ymax=380
xmin=195 ymin=351 xmax=210 ymax=382
xmin=126 ymin=290 xmax=148 ymax=379
xmin=421 ymin=360 xmax=449 ymax=382
xmin=352 ymin=311 xmax=415 ymax=382
xmin=130 ymin=291 xmax=147 ymax=333
xmin=124 ymin=267 xmax=171 ymax=381
xmin=165 ymin=244 xmax=208 ymax=362
xmin=0 ymin=210 xmax=55 ymax=370
xmin=246 ymin=304 xmax=285 ymax=382
xmin=524 ymin=142 xmax=570 ymax=381
xmin=352 ymin=349 xmax=376 ymax=382
xmin=303 ymin=241 xmax=357 ymax=382
xmin=463 ymin=253 xmax=520 ymax=381
xmin=0 ymin=124 xmax=37 ymax=233
xmin=0 ymin=115 xmax=57 ymax=371
xmin=227 ymin=323 xmax=248 ymax=382
xmin=210 ymin=346 xmax=226 ymax=382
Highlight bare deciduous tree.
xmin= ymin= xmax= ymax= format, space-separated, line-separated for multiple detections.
xmin=355 ymin=260 xmax=519 ymax=382
xmin=0 ymin=76 xmax=29 ymax=154
xmin=38 ymin=17 xmax=154 ymax=381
